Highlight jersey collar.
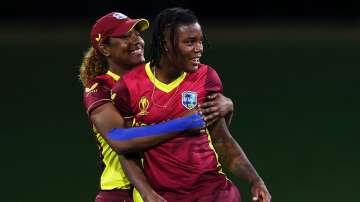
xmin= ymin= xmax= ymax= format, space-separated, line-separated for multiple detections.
xmin=145 ymin=63 xmax=187 ymax=93
xmin=106 ymin=70 xmax=120 ymax=81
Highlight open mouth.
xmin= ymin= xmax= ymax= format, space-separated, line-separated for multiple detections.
xmin=191 ymin=57 xmax=200 ymax=64
xmin=130 ymin=48 xmax=143 ymax=55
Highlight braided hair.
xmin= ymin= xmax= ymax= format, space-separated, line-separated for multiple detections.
xmin=150 ymin=7 xmax=206 ymax=68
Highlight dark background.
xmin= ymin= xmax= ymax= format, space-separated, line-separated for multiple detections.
xmin=2 ymin=1 xmax=359 ymax=201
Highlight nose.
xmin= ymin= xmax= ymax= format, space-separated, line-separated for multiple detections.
xmin=194 ymin=41 xmax=203 ymax=53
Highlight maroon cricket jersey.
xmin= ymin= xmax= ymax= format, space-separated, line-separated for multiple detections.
xmin=112 ymin=63 xmax=232 ymax=200
xmin=83 ymin=71 xmax=133 ymax=192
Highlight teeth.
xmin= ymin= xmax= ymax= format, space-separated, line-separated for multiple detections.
xmin=131 ymin=49 xmax=142 ymax=54
xmin=192 ymin=58 xmax=200 ymax=63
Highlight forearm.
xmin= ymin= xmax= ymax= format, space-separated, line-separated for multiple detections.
xmin=215 ymin=140 xmax=262 ymax=184
xmin=211 ymin=118 xmax=262 ymax=185
xmin=92 ymin=104 xmax=204 ymax=154
xmin=93 ymin=112 xmax=182 ymax=154
xmin=227 ymin=145 xmax=263 ymax=185
xmin=119 ymin=154 xmax=156 ymax=199
xmin=107 ymin=113 xmax=204 ymax=154
xmin=109 ymin=132 xmax=179 ymax=154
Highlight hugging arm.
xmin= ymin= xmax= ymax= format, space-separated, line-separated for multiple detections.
xmin=90 ymin=103 xmax=204 ymax=154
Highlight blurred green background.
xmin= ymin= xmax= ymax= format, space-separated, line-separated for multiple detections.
xmin=2 ymin=21 xmax=359 ymax=202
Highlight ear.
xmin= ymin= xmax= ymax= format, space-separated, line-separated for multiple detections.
xmin=98 ymin=41 xmax=111 ymax=57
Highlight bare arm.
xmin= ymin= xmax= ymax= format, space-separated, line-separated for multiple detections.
xmin=90 ymin=103 xmax=181 ymax=154
xmin=119 ymin=155 xmax=167 ymax=202
xmin=209 ymin=118 xmax=271 ymax=202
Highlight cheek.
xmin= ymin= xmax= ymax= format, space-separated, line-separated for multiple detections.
xmin=178 ymin=48 xmax=192 ymax=62
xmin=113 ymin=46 xmax=128 ymax=56
xmin=113 ymin=42 xmax=128 ymax=52
xmin=112 ymin=48 xmax=128 ymax=61
xmin=180 ymin=45 xmax=193 ymax=55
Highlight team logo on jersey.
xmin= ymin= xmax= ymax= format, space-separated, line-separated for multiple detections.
xmin=113 ymin=12 xmax=127 ymax=20
xmin=138 ymin=96 xmax=149 ymax=115
xmin=182 ymin=91 xmax=197 ymax=110
xmin=85 ymin=82 xmax=98 ymax=93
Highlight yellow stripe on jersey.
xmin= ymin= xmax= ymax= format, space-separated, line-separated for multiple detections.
xmin=106 ymin=70 xmax=120 ymax=81
xmin=206 ymin=129 xmax=224 ymax=175
xmin=95 ymin=132 xmax=131 ymax=190
xmin=133 ymin=188 xmax=145 ymax=202
xmin=145 ymin=63 xmax=187 ymax=93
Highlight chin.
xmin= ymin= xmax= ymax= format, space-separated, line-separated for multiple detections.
xmin=131 ymin=58 xmax=145 ymax=66
xmin=187 ymin=65 xmax=199 ymax=73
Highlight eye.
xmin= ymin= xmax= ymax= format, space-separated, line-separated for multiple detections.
xmin=119 ymin=35 xmax=130 ymax=39
xmin=199 ymin=37 xmax=204 ymax=44
xmin=117 ymin=32 xmax=132 ymax=40
xmin=185 ymin=39 xmax=195 ymax=45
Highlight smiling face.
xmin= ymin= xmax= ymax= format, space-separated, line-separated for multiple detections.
xmin=164 ymin=22 xmax=204 ymax=73
xmin=104 ymin=29 xmax=145 ymax=69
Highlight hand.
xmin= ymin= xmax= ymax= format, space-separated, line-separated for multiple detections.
xmin=198 ymin=93 xmax=233 ymax=126
xmin=183 ymin=109 xmax=206 ymax=135
xmin=251 ymin=180 xmax=271 ymax=202
xmin=143 ymin=191 xmax=167 ymax=202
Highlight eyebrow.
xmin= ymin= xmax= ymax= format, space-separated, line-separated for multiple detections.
xmin=184 ymin=36 xmax=203 ymax=40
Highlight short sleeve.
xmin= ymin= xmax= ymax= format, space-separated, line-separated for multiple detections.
xmin=111 ymin=78 xmax=134 ymax=120
xmin=205 ymin=66 xmax=224 ymax=94
xmin=83 ymin=80 xmax=112 ymax=115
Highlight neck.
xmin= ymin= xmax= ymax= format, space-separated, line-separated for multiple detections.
xmin=107 ymin=60 xmax=130 ymax=76
xmin=155 ymin=57 xmax=183 ymax=84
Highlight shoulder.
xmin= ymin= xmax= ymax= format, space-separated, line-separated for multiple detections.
xmin=201 ymin=63 xmax=223 ymax=93
xmin=118 ymin=63 xmax=149 ymax=94
xmin=122 ymin=63 xmax=147 ymax=81
xmin=186 ymin=63 xmax=218 ymax=80
xmin=196 ymin=63 xmax=210 ymax=74
xmin=94 ymin=73 xmax=116 ymax=88
xmin=112 ymin=64 xmax=146 ymax=93
xmin=204 ymin=64 xmax=220 ymax=79
xmin=85 ymin=74 xmax=113 ymax=90
xmin=95 ymin=73 xmax=112 ymax=81
xmin=83 ymin=74 xmax=112 ymax=115
xmin=197 ymin=63 xmax=218 ymax=74
xmin=84 ymin=74 xmax=112 ymax=92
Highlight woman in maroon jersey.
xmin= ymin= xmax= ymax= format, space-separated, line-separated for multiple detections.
xmin=79 ymin=11 xmax=235 ymax=202
xmin=80 ymin=11 xmax=153 ymax=202
xmin=113 ymin=7 xmax=271 ymax=202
